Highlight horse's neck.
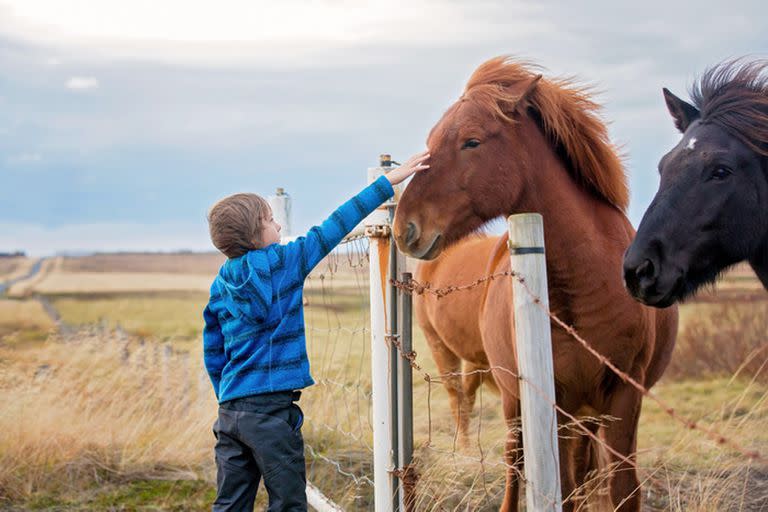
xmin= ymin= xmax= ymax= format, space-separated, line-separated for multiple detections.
xmin=513 ymin=128 xmax=634 ymax=320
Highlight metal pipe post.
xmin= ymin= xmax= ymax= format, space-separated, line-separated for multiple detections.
xmin=397 ymin=272 xmax=414 ymax=511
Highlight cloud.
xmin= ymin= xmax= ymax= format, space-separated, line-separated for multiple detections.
xmin=6 ymin=152 xmax=43 ymax=164
xmin=65 ymin=76 xmax=98 ymax=90
xmin=0 ymin=0 xmax=766 ymax=254
xmin=0 ymin=221 xmax=212 ymax=257
xmin=0 ymin=1 xmax=545 ymax=64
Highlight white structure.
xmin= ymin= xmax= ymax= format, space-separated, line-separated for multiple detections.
xmin=508 ymin=213 xmax=563 ymax=511
xmin=268 ymin=188 xmax=292 ymax=237
xmin=366 ymin=161 xmax=398 ymax=512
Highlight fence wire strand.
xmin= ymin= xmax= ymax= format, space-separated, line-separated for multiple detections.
xmin=391 ymin=273 xmax=765 ymax=465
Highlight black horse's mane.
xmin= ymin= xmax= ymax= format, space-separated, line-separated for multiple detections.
xmin=691 ymin=59 xmax=768 ymax=158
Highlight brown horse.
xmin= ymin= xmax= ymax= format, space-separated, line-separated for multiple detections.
xmin=414 ymin=235 xmax=500 ymax=449
xmin=394 ymin=57 xmax=678 ymax=511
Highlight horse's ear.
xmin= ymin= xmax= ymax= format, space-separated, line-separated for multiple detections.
xmin=505 ymin=74 xmax=542 ymax=116
xmin=663 ymin=88 xmax=700 ymax=133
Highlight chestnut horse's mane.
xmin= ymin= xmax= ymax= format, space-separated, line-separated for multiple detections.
xmin=463 ymin=56 xmax=629 ymax=211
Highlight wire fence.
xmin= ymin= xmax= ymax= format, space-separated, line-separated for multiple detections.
xmin=392 ymin=273 xmax=765 ymax=462
xmin=292 ymin=227 xmax=766 ymax=510
xmin=301 ymin=236 xmax=377 ymax=510
xmin=389 ymin=268 xmax=768 ymax=510
xmin=10 ymin=229 xmax=766 ymax=510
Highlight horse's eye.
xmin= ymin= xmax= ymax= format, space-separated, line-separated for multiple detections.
xmin=711 ymin=167 xmax=732 ymax=181
xmin=462 ymin=139 xmax=481 ymax=149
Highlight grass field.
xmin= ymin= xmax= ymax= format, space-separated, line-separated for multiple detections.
xmin=0 ymin=257 xmax=28 ymax=280
xmin=1 ymin=252 xmax=766 ymax=510
xmin=0 ymin=257 xmax=41 ymax=294
xmin=0 ymin=298 xmax=56 ymax=344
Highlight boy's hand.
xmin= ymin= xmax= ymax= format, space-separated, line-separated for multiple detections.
xmin=386 ymin=150 xmax=430 ymax=185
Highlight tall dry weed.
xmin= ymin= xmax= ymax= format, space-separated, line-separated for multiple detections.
xmin=0 ymin=330 xmax=216 ymax=503
xmin=669 ymin=302 xmax=768 ymax=382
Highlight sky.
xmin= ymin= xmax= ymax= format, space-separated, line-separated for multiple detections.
xmin=0 ymin=0 xmax=766 ymax=256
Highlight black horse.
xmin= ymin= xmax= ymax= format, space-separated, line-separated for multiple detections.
xmin=624 ymin=60 xmax=768 ymax=307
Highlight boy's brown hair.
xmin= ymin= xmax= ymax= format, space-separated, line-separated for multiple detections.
xmin=208 ymin=193 xmax=271 ymax=259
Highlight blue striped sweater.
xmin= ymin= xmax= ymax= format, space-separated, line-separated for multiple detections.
xmin=203 ymin=175 xmax=394 ymax=402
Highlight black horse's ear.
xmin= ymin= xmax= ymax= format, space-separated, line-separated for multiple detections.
xmin=663 ymin=88 xmax=700 ymax=133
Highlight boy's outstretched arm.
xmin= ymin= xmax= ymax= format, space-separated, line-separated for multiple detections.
xmin=285 ymin=151 xmax=429 ymax=278
xmin=202 ymin=305 xmax=227 ymax=399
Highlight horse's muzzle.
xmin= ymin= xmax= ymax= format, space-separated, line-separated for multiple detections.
xmin=396 ymin=221 xmax=443 ymax=260
xmin=623 ymin=248 xmax=683 ymax=308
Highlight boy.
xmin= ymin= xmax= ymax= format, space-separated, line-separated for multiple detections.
xmin=203 ymin=151 xmax=430 ymax=511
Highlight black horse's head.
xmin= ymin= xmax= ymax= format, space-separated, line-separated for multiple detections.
xmin=624 ymin=60 xmax=768 ymax=307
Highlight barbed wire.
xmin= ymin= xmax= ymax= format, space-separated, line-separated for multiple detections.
xmin=391 ymin=272 xmax=764 ymax=468
xmin=387 ymin=329 xmax=664 ymax=495
xmin=391 ymin=271 xmax=517 ymax=299
xmin=511 ymin=275 xmax=764 ymax=463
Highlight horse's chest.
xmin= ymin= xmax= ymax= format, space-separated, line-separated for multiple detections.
xmin=552 ymin=326 xmax=643 ymax=390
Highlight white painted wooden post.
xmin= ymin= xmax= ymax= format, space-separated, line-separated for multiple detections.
xmin=306 ymin=482 xmax=345 ymax=512
xmin=366 ymin=158 xmax=397 ymax=512
xmin=508 ymin=213 xmax=562 ymax=512
xmin=273 ymin=157 xmax=402 ymax=511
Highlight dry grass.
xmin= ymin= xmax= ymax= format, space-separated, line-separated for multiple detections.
xmin=14 ymin=252 xmax=368 ymax=296
xmin=0 ymin=330 xmax=221 ymax=508
xmin=2 ymin=250 xmax=766 ymax=510
xmin=61 ymin=253 xmax=226 ymax=274
xmin=0 ymin=299 xmax=56 ymax=343
xmin=6 ymin=258 xmax=58 ymax=297
xmin=51 ymin=292 xmax=208 ymax=342
xmin=638 ymin=378 xmax=768 ymax=511
xmin=25 ymin=272 xmax=214 ymax=295
xmin=669 ymin=301 xmax=768 ymax=382
xmin=3 ymin=322 xmax=764 ymax=510
xmin=0 ymin=257 xmax=33 ymax=281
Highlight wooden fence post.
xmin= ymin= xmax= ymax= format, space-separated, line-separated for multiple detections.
xmin=366 ymin=156 xmax=397 ymax=512
xmin=508 ymin=213 xmax=562 ymax=511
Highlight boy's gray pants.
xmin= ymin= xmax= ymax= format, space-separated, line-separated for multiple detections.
xmin=212 ymin=390 xmax=307 ymax=511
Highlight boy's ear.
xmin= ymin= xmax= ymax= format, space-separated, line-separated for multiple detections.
xmin=663 ymin=88 xmax=700 ymax=133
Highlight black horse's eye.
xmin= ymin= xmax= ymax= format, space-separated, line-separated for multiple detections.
xmin=462 ymin=139 xmax=481 ymax=149
xmin=711 ymin=167 xmax=732 ymax=181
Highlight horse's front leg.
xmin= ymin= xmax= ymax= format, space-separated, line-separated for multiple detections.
xmin=500 ymin=394 xmax=522 ymax=512
xmin=602 ymin=382 xmax=643 ymax=511
xmin=557 ymin=412 xmax=579 ymax=512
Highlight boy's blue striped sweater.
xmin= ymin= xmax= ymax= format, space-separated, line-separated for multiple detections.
xmin=203 ymin=175 xmax=394 ymax=403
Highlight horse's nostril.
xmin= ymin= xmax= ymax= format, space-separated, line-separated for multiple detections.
xmin=405 ymin=222 xmax=418 ymax=245
xmin=636 ymin=259 xmax=655 ymax=280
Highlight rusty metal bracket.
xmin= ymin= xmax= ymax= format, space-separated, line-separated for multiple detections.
xmin=365 ymin=225 xmax=392 ymax=238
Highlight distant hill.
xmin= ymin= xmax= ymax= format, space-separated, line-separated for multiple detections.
xmin=0 ymin=251 xmax=26 ymax=258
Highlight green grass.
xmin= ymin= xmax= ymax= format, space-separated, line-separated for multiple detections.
xmin=639 ymin=378 xmax=768 ymax=468
xmin=23 ymin=479 xmax=220 ymax=511
xmin=50 ymin=292 xmax=208 ymax=343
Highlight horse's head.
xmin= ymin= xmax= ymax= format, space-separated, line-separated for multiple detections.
xmin=624 ymin=61 xmax=768 ymax=307
xmin=394 ymin=57 xmax=553 ymax=259
xmin=394 ymin=56 xmax=627 ymax=260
